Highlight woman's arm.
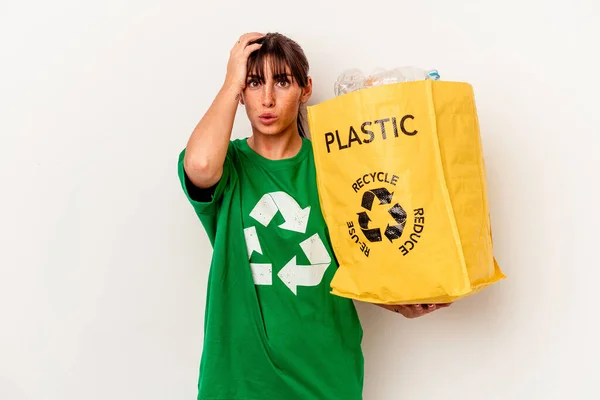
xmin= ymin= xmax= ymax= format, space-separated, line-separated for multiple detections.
xmin=183 ymin=32 xmax=263 ymax=189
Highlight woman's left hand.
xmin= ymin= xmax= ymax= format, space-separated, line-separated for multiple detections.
xmin=379 ymin=303 xmax=453 ymax=318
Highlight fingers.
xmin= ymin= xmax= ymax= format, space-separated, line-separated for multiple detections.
xmin=393 ymin=302 xmax=452 ymax=318
xmin=412 ymin=304 xmax=434 ymax=311
xmin=410 ymin=304 xmax=441 ymax=317
xmin=237 ymin=32 xmax=264 ymax=47
xmin=243 ymin=42 xmax=263 ymax=56
xmin=241 ymin=32 xmax=264 ymax=39
xmin=231 ymin=33 xmax=264 ymax=58
xmin=410 ymin=304 xmax=426 ymax=318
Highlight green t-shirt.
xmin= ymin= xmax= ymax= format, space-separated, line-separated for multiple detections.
xmin=178 ymin=137 xmax=364 ymax=400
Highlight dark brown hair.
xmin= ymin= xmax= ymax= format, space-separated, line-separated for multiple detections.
xmin=247 ymin=33 xmax=310 ymax=138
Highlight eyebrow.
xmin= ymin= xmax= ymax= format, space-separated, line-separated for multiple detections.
xmin=273 ymin=73 xmax=292 ymax=80
xmin=246 ymin=73 xmax=292 ymax=80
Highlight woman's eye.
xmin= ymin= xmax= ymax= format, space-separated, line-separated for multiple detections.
xmin=247 ymin=80 xmax=259 ymax=88
xmin=277 ymin=80 xmax=290 ymax=87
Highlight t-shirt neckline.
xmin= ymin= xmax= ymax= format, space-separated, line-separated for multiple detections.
xmin=239 ymin=137 xmax=310 ymax=168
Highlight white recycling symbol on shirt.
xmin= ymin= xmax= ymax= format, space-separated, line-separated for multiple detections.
xmin=243 ymin=191 xmax=331 ymax=295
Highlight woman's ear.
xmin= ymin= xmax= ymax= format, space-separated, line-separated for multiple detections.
xmin=300 ymin=77 xmax=313 ymax=104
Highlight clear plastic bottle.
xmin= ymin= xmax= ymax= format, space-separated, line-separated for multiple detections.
xmin=333 ymin=68 xmax=365 ymax=96
xmin=334 ymin=66 xmax=440 ymax=96
xmin=362 ymin=68 xmax=398 ymax=89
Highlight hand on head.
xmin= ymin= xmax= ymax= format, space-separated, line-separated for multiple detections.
xmin=225 ymin=32 xmax=265 ymax=93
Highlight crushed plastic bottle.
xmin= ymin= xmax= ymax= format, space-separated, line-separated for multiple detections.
xmin=334 ymin=66 xmax=440 ymax=96
xmin=333 ymin=68 xmax=365 ymax=96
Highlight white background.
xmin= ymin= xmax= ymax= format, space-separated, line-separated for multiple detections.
xmin=1 ymin=1 xmax=599 ymax=399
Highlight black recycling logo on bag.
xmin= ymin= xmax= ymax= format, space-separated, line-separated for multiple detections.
xmin=357 ymin=188 xmax=407 ymax=243
xmin=346 ymin=171 xmax=426 ymax=258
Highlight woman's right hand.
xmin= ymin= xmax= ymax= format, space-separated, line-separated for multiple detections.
xmin=224 ymin=32 xmax=264 ymax=92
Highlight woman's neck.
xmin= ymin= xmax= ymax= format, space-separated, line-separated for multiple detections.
xmin=247 ymin=131 xmax=303 ymax=160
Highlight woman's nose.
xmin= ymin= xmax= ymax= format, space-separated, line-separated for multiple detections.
xmin=262 ymin=86 xmax=275 ymax=107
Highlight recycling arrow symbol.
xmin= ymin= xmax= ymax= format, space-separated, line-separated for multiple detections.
xmin=358 ymin=188 xmax=407 ymax=243
xmin=277 ymin=233 xmax=331 ymax=295
xmin=244 ymin=191 xmax=331 ymax=295
xmin=249 ymin=191 xmax=311 ymax=233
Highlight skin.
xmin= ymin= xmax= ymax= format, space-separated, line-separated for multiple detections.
xmin=183 ymin=32 xmax=452 ymax=318
xmin=377 ymin=303 xmax=452 ymax=318
xmin=240 ymin=58 xmax=311 ymax=160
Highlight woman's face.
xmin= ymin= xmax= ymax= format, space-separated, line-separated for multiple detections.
xmin=241 ymin=59 xmax=312 ymax=137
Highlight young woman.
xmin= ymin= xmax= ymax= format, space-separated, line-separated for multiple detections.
xmin=178 ymin=32 xmax=449 ymax=400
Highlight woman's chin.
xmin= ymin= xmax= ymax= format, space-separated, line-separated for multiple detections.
xmin=254 ymin=123 xmax=288 ymax=136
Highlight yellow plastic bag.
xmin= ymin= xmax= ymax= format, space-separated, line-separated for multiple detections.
xmin=307 ymin=80 xmax=505 ymax=304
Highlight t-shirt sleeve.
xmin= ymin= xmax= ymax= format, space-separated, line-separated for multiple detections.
xmin=177 ymin=145 xmax=234 ymax=219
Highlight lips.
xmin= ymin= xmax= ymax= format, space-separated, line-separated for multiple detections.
xmin=258 ymin=113 xmax=277 ymax=125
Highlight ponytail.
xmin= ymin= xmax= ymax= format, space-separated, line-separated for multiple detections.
xmin=297 ymin=103 xmax=307 ymax=138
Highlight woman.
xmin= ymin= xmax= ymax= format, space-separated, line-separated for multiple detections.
xmin=178 ymin=32 xmax=448 ymax=400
